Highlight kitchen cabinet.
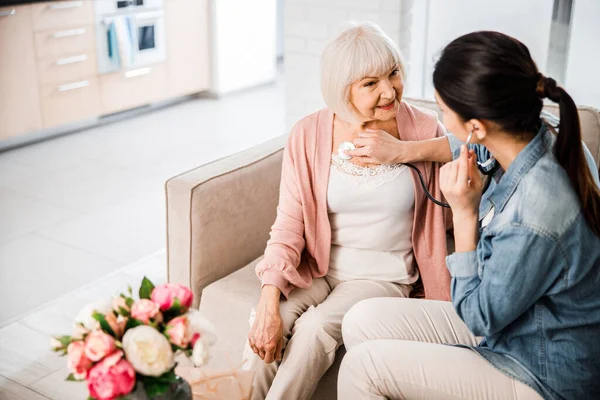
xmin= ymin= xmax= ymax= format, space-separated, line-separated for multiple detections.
xmin=32 ymin=0 xmax=100 ymax=129
xmin=31 ymin=0 xmax=93 ymax=32
xmin=40 ymin=77 xmax=101 ymax=128
xmin=34 ymin=25 xmax=95 ymax=59
xmin=165 ymin=0 xmax=210 ymax=98
xmin=0 ymin=0 xmax=212 ymax=147
xmin=0 ymin=4 xmax=43 ymax=140
xmin=99 ymin=64 xmax=168 ymax=115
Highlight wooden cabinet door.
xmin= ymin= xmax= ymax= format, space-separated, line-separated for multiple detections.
xmin=165 ymin=0 xmax=211 ymax=99
xmin=0 ymin=5 xmax=43 ymax=140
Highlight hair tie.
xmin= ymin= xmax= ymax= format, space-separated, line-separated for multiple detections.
xmin=536 ymin=74 xmax=561 ymax=102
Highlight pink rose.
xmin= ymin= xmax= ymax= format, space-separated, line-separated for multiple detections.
xmin=112 ymin=297 xmax=130 ymax=313
xmin=67 ymin=340 xmax=93 ymax=379
xmin=105 ymin=313 xmax=127 ymax=338
xmin=131 ymin=299 xmax=160 ymax=323
xmin=166 ymin=316 xmax=191 ymax=347
xmin=84 ymin=331 xmax=116 ymax=362
xmin=87 ymin=350 xmax=136 ymax=400
xmin=151 ymin=283 xmax=193 ymax=312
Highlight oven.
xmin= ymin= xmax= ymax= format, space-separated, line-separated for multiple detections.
xmin=94 ymin=0 xmax=166 ymax=74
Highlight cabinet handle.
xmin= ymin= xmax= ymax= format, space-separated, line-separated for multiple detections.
xmin=58 ymin=80 xmax=89 ymax=92
xmin=48 ymin=1 xmax=83 ymax=10
xmin=56 ymin=54 xmax=87 ymax=65
xmin=52 ymin=28 xmax=86 ymax=38
xmin=125 ymin=68 xmax=150 ymax=78
xmin=0 ymin=9 xmax=16 ymax=17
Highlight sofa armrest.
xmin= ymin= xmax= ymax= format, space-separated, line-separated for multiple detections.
xmin=166 ymin=134 xmax=287 ymax=308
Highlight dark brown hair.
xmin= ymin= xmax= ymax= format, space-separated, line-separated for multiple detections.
xmin=433 ymin=31 xmax=600 ymax=236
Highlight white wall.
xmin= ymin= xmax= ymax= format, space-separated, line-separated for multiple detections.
xmin=417 ymin=0 xmax=554 ymax=99
xmin=565 ymin=0 xmax=600 ymax=108
xmin=212 ymin=0 xmax=277 ymax=94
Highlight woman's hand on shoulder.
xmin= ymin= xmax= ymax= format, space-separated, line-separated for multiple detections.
xmin=345 ymin=129 xmax=406 ymax=165
xmin=247 ymin=285 xmax=284 ymax=364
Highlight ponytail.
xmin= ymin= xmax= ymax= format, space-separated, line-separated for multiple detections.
xmin=537 ymin=75 xmax=600 ymax=236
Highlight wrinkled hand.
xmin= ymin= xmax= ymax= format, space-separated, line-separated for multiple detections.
xmin=247 ymin=287 xmax=283 ymax=364
xmin=345 ymin=129 xmax=406 ymax=165
xmin=440 ymin=145 xmax=483 ymax=218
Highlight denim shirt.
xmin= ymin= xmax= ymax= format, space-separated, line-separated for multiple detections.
xmin=445 ymin=117 xmax=600 ymax=400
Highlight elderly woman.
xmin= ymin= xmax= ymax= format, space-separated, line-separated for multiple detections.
xmin=246 ymin=22 xmax=451 ymax=400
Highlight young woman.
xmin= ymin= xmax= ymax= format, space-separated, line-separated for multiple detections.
xmin=339 ymin=31 xmax=600 ymax=400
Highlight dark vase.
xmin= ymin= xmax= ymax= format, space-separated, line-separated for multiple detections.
xmin=131 ymin=377 xmax=192 ymax=400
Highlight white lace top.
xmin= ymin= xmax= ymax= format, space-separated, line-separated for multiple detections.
xmin=327 ymin=154 xmax=419 ymax=284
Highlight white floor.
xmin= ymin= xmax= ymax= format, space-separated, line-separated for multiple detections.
xmin=0 ymin=80 xmax=285 ymax=399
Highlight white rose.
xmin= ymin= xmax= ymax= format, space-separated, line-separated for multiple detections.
xmin=122 ymin=325 xmax=175 ymax=376
xmin=187 ymin=311 xmax=217 ymax=346
xmin=192 ymin=338 xmax=210 ymax=367
xmin=74 ymin=300 xmax=112 ymax=331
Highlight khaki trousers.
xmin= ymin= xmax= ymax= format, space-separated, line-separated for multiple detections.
xmin=339 ymin=298 xmax=543 ymax=399
xmin=248 ymin=276 xmax=411 ymax=400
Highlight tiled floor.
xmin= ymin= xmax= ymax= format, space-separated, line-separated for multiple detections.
xmin=0 ymin=79 xmax=285 ymax=399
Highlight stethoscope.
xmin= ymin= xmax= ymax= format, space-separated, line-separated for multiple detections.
xmin=337 ymin=129 xmax=500 ymax=208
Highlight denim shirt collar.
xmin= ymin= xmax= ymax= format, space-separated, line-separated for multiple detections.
xmin=488 ymin=123 xmax=549 ymax=213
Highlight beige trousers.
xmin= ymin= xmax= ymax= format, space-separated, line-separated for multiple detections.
xmin=249 ymin=276 xmax=411 ymax=400
xmin=339 ymin=298 xmax=543 ymax=400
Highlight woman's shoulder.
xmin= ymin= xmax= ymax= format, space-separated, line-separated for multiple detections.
xmin=401 ymin=100 xmax=440 ymax=122
xmin=287 ymin=108 xmax=332 ymax=148
xmin=399 ymin=100 xmax=443 ymax=140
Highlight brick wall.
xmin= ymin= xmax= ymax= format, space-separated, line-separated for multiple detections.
xmin=284 ymin=0 xmax=414 ymax=130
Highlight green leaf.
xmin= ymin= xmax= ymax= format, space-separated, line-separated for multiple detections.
xmin=66 ymin=373 xmax=82 ymax=382
xmin=117 ymin=306 xmax=130 ymax=317
xmin=125 ymin=297 xmax=134 ymax=308
xmin=139 ymin=277 xmax=155 ymax=299
xmin=172 ymin=297 xmax=182 ymax=312
xmin=92 ymin=312 xmax=116 ymax=337
xmin=125 ymin=318 xmax=144 ymax=331
xmin=163 ymin=297 xmax=184 ymax=322
xmin=141 ymin=379 xmax=170 ymax=397
xmin=127 ymin=285 xmax=133 ymax=296
xmin=156 ymin=369 xmax=178 ymax=383
xmin=53 ymin=335 xmax=73 ymax=348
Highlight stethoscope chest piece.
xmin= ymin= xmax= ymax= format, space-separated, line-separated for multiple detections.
xmin=338 ymin=141 xmax=356 ymax=160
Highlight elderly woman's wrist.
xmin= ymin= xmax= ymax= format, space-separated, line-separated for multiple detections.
xmin=261 ymin=285 xmax=282 ymax=305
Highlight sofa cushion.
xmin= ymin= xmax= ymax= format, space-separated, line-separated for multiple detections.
xmin=199 ymin=257 xmax=262 ymax=370
xmin=200 ymin=256 xmax=340 ymax=399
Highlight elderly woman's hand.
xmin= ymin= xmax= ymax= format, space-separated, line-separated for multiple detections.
xmin=345 ymin=129 xmax=407 ymax=165
xmin=247 ymin=285 xmax=284 ymax=364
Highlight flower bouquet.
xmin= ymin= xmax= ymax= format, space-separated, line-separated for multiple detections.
xmin=50 ymin=277 xmax=217 ymax=400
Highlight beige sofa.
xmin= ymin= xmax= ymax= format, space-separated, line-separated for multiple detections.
xmin=166 ymin=99 xmax=600 ymax=399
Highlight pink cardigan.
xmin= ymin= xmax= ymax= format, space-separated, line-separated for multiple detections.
xmin=256 ymin=101 xmax=452 ymax=301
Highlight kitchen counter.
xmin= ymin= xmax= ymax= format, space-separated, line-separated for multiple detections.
xmin=0 ymin=0 xmax=211 ymax=149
